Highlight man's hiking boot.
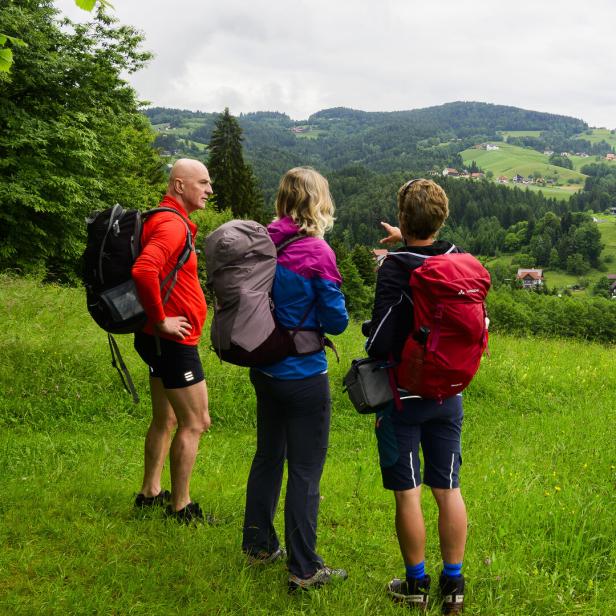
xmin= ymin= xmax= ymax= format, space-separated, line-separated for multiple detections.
xmin=387 ymin=575 xmax=431 ymax=610
xmin=439 ymin=573 xmax=464 ymax=614
xmin=288 ymin=565 xmax=348 ymax=592
xmin=165 ymin=501 xmax=205 ymax=524
xmin=134 ymin=490 xmax=171 ymax=508
xmin=246 ymin=547 xmax=287 ymax=566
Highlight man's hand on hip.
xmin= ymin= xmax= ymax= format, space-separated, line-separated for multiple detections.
xmin=155 ymin=316 xmax=193 ymax=340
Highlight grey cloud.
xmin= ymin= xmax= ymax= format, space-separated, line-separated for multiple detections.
xmin=53 ymin=0 xmax=616 ymax=126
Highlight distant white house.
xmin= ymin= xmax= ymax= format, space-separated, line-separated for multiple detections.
xmin=516 ymin=269 xmax=544 ymax=288
xmin=485 ymin=143 xmax=500 ymax=151
xmin=544 ymin=150 xmax=554 ymax=156
xmin=442 ymin=168 xmax=459 ymax=177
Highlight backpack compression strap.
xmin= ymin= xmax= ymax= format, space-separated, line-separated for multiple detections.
xmin=108 ymin=333 xmax=140 ymax=404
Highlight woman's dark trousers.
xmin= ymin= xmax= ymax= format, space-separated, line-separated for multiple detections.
xmin=242 ymin=369 xmax=331 ymax=579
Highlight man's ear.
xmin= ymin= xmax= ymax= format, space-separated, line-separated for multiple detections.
xmin=174 ymin=178 xmax=184 ymax=194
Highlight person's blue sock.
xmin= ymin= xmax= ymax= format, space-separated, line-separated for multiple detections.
xmin=442 ymin=561 xmax=463 ymax=579
xmin=405 ymin=561 xmax=425 ymax=581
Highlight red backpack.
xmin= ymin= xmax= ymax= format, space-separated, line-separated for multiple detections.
xmin=394 ymin=250 xmax=491 ymax=399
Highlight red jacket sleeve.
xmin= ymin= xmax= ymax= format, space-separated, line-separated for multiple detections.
xmin=132 ymin=215 xmax=187 ymax=324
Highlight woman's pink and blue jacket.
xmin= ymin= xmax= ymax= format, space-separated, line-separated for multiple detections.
xmin=256 ymin=216 xmax=348 ymax=380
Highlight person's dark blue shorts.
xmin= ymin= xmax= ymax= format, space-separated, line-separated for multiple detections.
xmin=374 ymin=395 xmax=463 ymax=491
xmin=134 ymin=332 xmax=204 ymax=389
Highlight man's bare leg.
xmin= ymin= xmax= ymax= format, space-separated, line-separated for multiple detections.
xmin=165 ymin=380 xmax=211 ymax=511
xmin=394 ymin=486 xmax=426 ymax=565
xmin=140 ymin=376 xmax=177 ymax=497
xmin=431 ymin=487 xmax=467 ymax=564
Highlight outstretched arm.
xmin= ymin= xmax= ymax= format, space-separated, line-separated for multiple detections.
xmin=379 ymin=222 xmax=403 ymax=245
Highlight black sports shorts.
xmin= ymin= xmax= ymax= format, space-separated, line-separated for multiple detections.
xmin=134 ymin=332 xmax=205 ymax=389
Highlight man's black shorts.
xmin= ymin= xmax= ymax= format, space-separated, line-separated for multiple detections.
xmin=134 ymin=332 xmax=204 ymax=389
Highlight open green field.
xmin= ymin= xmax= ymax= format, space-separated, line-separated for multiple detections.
xmin=518 ymin=184 xmax=579 ymax=202
xmin=599 ymin=215 xmax=616 ymax=265
xmin=460 ymin=143 xmax=586 ymax=194
xmin=574 ymin=128 xmax=616 ymax=148
xmin=1 ymin=276 xmax=615 ymax=615
xmin=294 ymin=128 xmax=327 ymax=140
xmin=499 ymin=130 xmax=542 ymax=139
xmin=567 ymin=154 xmax=607 ymax=172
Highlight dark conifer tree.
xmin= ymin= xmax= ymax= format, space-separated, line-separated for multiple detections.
xmin=207 ymin=108 xmax=265 ymax=221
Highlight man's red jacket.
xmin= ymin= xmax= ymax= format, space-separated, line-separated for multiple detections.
xmin=132 ymin=196 xmax=207 ymax=346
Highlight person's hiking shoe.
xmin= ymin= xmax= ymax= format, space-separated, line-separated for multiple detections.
xmin=288 ymin=565 xmax=348 ymax=592
xmin=134 ymin=490 xmax=171 ymax=508
xmin=246 ymin=547 xmax=287 ymax=566
xmin=165 ymin=501 xmax=205 ymax=524
xmin=439 ymin=573 xmax=465 ymax=614
xmin=387 ymin=575 xmax=431 ymax=610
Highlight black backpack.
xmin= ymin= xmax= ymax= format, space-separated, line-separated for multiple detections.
xmin=82 ymin=203 xmax=193 ymax=401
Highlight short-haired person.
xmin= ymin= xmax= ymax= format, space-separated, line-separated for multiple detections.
xmin=365 ymin=179 xmax=467 ymax=613
xmin=131 ymin=158 xmax=213 ymax=522
xmin=242 ymin=167 xmax=349 ymax=591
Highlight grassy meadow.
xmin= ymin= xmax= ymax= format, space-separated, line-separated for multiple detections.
xmin=460 ymin=143 xmax=586 ymax=195
xmin=1 ymin=276 xmax=615 ymax=615
xmin=573 ymin=128 xmax=616 ymax=149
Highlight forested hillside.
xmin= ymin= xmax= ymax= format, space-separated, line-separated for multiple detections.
xmin=145 ymin=103 xmax=589 ymax=204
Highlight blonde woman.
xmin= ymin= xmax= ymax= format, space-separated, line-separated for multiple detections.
xmin=242 ymin=167 xmax=349 ymax=591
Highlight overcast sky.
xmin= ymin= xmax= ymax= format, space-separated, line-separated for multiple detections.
xmin=55 ymin=0 xmax=615 ymax=128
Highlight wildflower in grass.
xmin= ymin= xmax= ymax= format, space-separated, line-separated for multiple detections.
xmin=554 ymin=486 xmax=561 ymax=492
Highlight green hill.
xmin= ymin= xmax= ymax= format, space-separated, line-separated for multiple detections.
xmin=460 ymin=142 xmax=586 ymax=199
xmin=574 ymin=127 xmax=616 ymax=148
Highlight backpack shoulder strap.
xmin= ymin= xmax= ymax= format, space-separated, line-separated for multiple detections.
xmin=141 ymin=207 xmax=194 ymax=303
xmin=276 ymin=233 xmax=307 ymax=255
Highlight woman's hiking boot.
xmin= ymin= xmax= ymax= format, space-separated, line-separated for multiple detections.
xmin=246 ymin=547 xmax=287 ymax=566
xmin=288 ymin=565 xmax=348 ymax=592
xmin=134 ymin=490 xmax=171 ymax=508
xmin=387 ymin=575 xmax=431 ymax=610
xmin=439 ymin=573 xmax=465 ymax=614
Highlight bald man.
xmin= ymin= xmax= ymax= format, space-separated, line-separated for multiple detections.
xmin=131 ymin=158 xmax=214 ymax=522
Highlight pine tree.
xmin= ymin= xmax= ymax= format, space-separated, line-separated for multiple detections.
xmin=207 ymin=108 xmax=265 ymax=221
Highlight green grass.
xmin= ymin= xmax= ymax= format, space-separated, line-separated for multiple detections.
xmin=460 ymin=143 xmax=587 ymax=200
xmin=461 ymin=143 xmax=586 ymax=184
xmin=574 ymin=128 xmax=616 ymax=148
xmin=499 ymin=130 xmax=542 ymax=139
xmin=294 ymin=129 xmax=327 ymax=140
xmin=598 ymin=215 xmax=616 ymax=267
xmin=1 ymin=276 xmax=615 ymax=615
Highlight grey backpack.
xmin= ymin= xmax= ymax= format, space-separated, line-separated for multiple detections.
xmin=204 ymin=220 xmax=325 ymax=367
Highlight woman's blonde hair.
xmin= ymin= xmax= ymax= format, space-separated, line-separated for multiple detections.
xmin=275 ymin=167 xmax=335 ymax=237
xmin=397 ymin=179 xmax=449 ymax=240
